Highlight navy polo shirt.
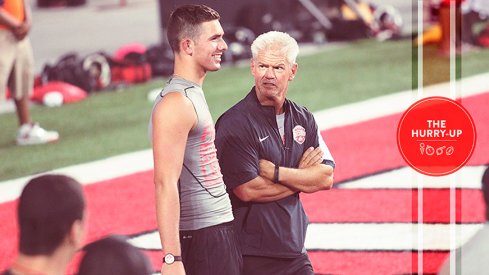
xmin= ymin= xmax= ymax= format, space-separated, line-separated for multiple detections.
xmin=215 ymin=87 xmax=335 ymax=258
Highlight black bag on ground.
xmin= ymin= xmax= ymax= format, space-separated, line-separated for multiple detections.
xmin=41 ymin=52 xmax=111 ymax=93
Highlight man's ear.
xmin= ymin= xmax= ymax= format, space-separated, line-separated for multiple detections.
xmin=68 ymin=219 xmax=86 ymax=249
xmin=180 ymin=38 xmax=194 ymax=56
xmin=289 ymin=63 xmax=298 ymax=81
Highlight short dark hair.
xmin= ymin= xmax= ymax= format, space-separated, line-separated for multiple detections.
xmin=482 ymin=166 xmax=489 ymax=220
xmin=78 ymin=235 xmax=153 ymax=275
xmin=18 ymin=174 xmax=85 ymax=255
xmin=167 ymin=4 xmax=220 ymax=53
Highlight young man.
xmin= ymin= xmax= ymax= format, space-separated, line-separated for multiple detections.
xmin=2 ymin=174 xmax=86 ymax=275
xmin=0 ymin=0 xmax=59 ymax=145
xmin=215 ymin=31 xmax=335 ymax=275
xmin=149 ymin=4 xmax=241 ymax=275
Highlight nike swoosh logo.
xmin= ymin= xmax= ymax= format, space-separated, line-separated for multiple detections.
xmin=259 ymin=136 xmax=269 ymax=142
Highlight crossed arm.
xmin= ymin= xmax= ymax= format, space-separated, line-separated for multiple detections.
xmin=233 ymin=147 xmax=334 ymax=202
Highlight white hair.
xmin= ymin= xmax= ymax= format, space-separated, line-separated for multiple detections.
xmin=250 ymin=31 xmax=299 ymax=65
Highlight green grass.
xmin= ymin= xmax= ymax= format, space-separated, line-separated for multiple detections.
xmin=412 ymin=43 xmax=489 ymax=86
xmin=204 ymin=39 xmax=414 ymax=114
xmin=0 ymin=85 xmax=159 ymax=179
xmin=1 ymin=39 xmax=488 ymax=181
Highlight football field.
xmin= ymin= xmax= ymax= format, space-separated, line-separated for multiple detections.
xmin=1 ymin=73 xmax=488 ymax=274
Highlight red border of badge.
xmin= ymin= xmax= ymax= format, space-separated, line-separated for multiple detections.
xmin=396 ymin=96 xmax=477 ymax=176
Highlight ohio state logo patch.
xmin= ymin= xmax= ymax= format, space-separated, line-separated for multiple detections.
xmin=293 ymin=125 xmax=306 ymax=144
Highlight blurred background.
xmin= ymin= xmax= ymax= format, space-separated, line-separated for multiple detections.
xmin=1 ymin=0 xmax=486 ymax=181
xmin=1 ymin=0 xmax=426 ymax=181
xmin=28 ymin=0 xmax=413 ymax=73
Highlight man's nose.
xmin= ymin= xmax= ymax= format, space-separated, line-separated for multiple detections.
xmin=219 ymin=39 xmax=228 ymax=51
xmin=265 ymin=67 xmax=275 ymax=78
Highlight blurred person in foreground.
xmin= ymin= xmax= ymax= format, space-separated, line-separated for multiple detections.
xmin=1 ymin=174 xmax=86 ymax=275
xmin=438 ymin=166 xmax=489 ymax=275
xmin=0 ymin=0 xmax=59 ymax=145
xmin=148 ymin=4 xmax=241 ymax=275
xmin=215 ymin=31 xmax=335 ymax=275
xmin=78 ymin=235 xmax=152 ymax=275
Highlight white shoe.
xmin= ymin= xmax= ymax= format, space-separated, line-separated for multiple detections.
xmin=16 ymin=123 xmax=60 ymax=146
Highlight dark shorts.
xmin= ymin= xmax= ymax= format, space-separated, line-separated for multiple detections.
xmin=180 ymin=221 xmax=242 ymax=275
xmin=243 ymin=253 xmax=314 ymax=275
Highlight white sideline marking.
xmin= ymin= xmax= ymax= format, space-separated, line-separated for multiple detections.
xmin=314 ymin=73 xmax=489 ymax=130
xmin=1 ymin=73 xmax=488 ymax=203
xmin=339 ymin=166 xmax=485 ymax=189
xmin=305 ymin=223 xmax=482 ymax=251
xmin=128 ymin=223 xmax=483 ymax=251
xmin=0 ymin=150 xmax=153 ymax=203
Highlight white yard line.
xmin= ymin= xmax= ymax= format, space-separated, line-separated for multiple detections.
xmin=314 ymin=72 xmax=489 ymax=130
xmin=1 ymin=72 xmax=488 ymax=203
xmin=128 ymin=223 xmax=483 ymax=251
xmin=0 ymin=150 xmax=153 ymax=203
xmin=339 ymin=166 xmax=485 ymax=189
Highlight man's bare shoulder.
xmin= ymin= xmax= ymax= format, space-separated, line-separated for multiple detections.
xmin=152 ymin=91 xmax=197 ymax=128
xmin=154 ymin=91 xmax=193 ymax=113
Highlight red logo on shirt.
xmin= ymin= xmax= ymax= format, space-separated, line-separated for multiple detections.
xmin=200 ymin=124 xmax=222 ymax=187
xmin=293 ymin=125 xmax=306 ymax=144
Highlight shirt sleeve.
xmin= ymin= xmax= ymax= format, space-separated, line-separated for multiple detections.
xmin=317 ymin=126 xmax=335 ymax=167
xmin=215 ymin=114 xmax=260 ymax=190
xmin=308 ymin=113 xmax=335 ymax=168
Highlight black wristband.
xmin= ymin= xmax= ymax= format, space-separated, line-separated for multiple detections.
xmin=273 ymin=164 xmax=280 ymax=183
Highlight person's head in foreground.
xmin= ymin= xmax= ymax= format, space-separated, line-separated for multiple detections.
xmin=77 ymin=235 xmax=153 ymax=275
xmin=12 ymin=174 xmax=86 ymax=275
xmin=482 ymin=166 xmax=489 ymax=221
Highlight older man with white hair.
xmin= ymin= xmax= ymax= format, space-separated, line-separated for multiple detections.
xmin=215 ymin=31 xmax=335 ymax=275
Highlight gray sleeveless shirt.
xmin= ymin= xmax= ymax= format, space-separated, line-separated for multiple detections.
xmin=149 ymin=76 xmax=233 ymax=230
